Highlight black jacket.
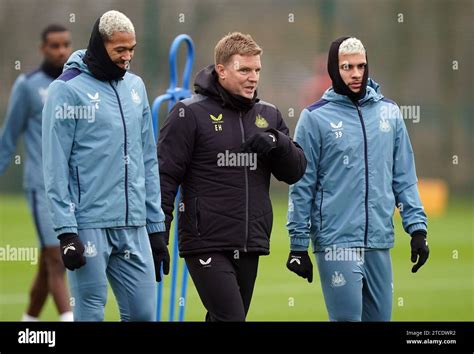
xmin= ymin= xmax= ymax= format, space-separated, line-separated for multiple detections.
xmin=157 ymin=66 xmax=307 ymax=257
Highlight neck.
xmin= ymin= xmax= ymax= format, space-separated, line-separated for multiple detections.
xmin=41 ymin=60 xmax=64 ymax=79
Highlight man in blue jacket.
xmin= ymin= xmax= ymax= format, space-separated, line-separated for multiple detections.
xmin=286 ymin=37 xmax=429 ymax=321
xmin=42 ymin=10 xmax=168 ymax=321
xmin=0 ymin=24 xmax=73 ymax=321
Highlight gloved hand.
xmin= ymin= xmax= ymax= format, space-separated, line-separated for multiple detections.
xmin=58 ymin=233 xmax=86 ymax=271
xmin=149 ymin=232 xmax=170 ymax=282
xmin=241 ymin=129 xmax=278 ymax=156
xmin=286 ymin=251 xmax=313 ymax=283
xmin=410 ymin=230 xmax=429 ymax=273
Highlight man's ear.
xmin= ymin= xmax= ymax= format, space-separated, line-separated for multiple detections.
xmin=215 ymin=63 xmax=226 ymax=80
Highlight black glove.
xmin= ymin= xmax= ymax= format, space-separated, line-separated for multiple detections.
xmin=410 ymin=230 xmax=429 ymax=273
xmin=58 ymin=233 xmax=86 ymax=271
xmin=286 ymin=251 xmax=313 ymax=283
xmin=241 ymin=129 xmax=278 ymax=156
xmin=149 ymin=232 xmax=170 ymax=282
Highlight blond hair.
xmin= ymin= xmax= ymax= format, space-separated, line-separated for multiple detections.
xmin=99 ymin=10 xmax=135 ymax=40
xmin=214 ymin=32 xmax=262 ymax=66
xmin=339 ymin=37 xmax=365 ymax=55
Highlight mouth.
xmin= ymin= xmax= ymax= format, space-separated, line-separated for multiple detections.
xmin=243 ymin=86 xmax=256 ymax=94
xmin=349 ymin=82 xmax=362 ymax=89
xmin=117 ymin=61 xmax=130 ymax=70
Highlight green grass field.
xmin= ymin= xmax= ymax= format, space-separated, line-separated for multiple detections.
xmin=0 ymin=191 xmax=472 ymax=321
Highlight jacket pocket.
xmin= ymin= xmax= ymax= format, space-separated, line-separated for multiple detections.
xmin=76 ymin=166 xmax=81 ymax=204
xmin=194 ymin=197 xmax=201 ymax=236
xmin=319 ymin=188 xmax=324 ymax=231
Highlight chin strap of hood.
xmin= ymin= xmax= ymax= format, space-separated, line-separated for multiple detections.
xmin=327 ymin=36 xmax=369 ymax=102
xmin=83 ymin=18 xmax=127 ymax=81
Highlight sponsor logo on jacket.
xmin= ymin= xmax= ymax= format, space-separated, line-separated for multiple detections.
xmin=87 ymin=92 xmax=100 ymax=110
xmin=210 ymin=113 xmax=223 ymax=131
xmin=255 ymin=114 xmax=269 ymax=128
xmin=330 ymin=121 xmax=343 ymax=139
xmin=131 ymin=89 xmax=141 ymax=104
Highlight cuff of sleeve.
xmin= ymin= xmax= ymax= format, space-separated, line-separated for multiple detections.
xmin=55 ymin=226 xmax=78 ymax=237
xmin=408 ymin=223 xmax=427 ymax=235
xmin=290 ymin=236 xmax=310 ymax=251
xmin=146 ymin=221 xmax=166 ymax=234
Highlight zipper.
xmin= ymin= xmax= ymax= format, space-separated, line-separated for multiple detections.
xmin=238 ymin=112 xmax=249 ymax=252
xmin=355 ymin=103 xmax=369 ymax=246
xmin=319 ymin=188 xmax=323 ymax=230
xmin=194 ymin=197 xmax=201 ymax=236
xmin=109 ymin=81 xmax=129 ymax=225
xmin=76 ymin=166 xmax=81 ymax=204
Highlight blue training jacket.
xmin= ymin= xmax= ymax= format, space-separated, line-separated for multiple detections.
xmin=42 ymin=50 xmax=165 ymax=236
xmin=0 ymin=69 xmax=54 ymax=190
xmin=287 ymin=79 xmax=427 ymax=252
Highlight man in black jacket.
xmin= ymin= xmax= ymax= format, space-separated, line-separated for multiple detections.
xmin=156 ymin=32 xmax=306 ymax=321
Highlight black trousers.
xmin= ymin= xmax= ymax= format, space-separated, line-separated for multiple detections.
xmin=185 ymin=251 xmax=259 ymax=322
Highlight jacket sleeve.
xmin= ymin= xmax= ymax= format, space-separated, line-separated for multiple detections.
xmin=157 ymin=102 xmax=197 ymax=240
xmin=286 ymin=109 xmax=320 ymax=251
xmin=0 ymin=75 xmax=30 ymax=175
xmin=269 ymin=109 xmax=307 ymax=184
xmin=141 ymin=82 xmax=166 ymax=234
xmin=42 ymin=80 xmax=78 ymax=236
xmin=392 ymin=107 xmax=427 ymax=235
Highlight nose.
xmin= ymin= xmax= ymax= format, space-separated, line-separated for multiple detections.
xmin=122 ymin=51 xmax=132 ymax=61
xmin=352 ymin=67 xmax=362 ymax=79
xmin=248 ymin=70 xmax=258 ymax=82
xmin=58 ymin=46 xmax=68 ymax=58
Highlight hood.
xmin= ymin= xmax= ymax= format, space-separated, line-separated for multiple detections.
xmin=82 ymin=17 xmax=127 ymax=81
xmin=322 ymin=78 xmax=384 ymax=106
xmin=63 ymin=49 xmax=92 ymax=75
xmin=194 ymin=64 xmax=222 ymax=101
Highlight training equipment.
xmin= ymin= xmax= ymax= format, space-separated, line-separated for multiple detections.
xmin=152 ymin=34 xmax=194 ymax=322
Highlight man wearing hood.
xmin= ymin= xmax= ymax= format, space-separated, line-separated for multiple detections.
xmin=42 ymin=10 xmax=167 ymax=321
xmin=0 ymin=25 xmax=73 ymax=321
xmin=157 ymin=32 xmax=307 ymax=321
xmin=286 ymin=37 xmax=429 ymax=321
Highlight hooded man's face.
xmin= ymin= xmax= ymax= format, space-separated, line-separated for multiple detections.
xmin=338 ymin=52 xmax=367 ymax=93
xmin=103 ymin=31 xmax=136 ymax=70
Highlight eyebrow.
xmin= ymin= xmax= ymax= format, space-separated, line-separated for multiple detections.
xmin=114 ymin=43 xmax=137 ymax=50
xmin=238 ymin=65 xmax=261 ymax=70
xmin=340 ymin=62 xmax=366 ymax=67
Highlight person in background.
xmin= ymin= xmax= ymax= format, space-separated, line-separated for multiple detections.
xmin=0 ymin=24 xmax=73 ymax=321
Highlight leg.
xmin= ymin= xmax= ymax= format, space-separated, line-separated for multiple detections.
xmin=42 ymin=246 xmax=71 ymax=314
xmin=25 ymin=188 xmax=72 ymax=318
xmin=234 ymin=252 xmax=259 ymax=317
xmin=24 ymin=189 xmax=49 ymax=319
xmin=185 ymin=252 xmax=246 ymax=322
xmin=315 ymin=250 xmax=364 ymax=321
xmin=106 ymin=227 xmax=156 ymax=321
xmin=361 ymin=249 xmax=393 ymax=321
xmin=25 ymin=249 xmax=48 ymax=318
xmin=67 ymin=229 xmax=110 ymax=321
